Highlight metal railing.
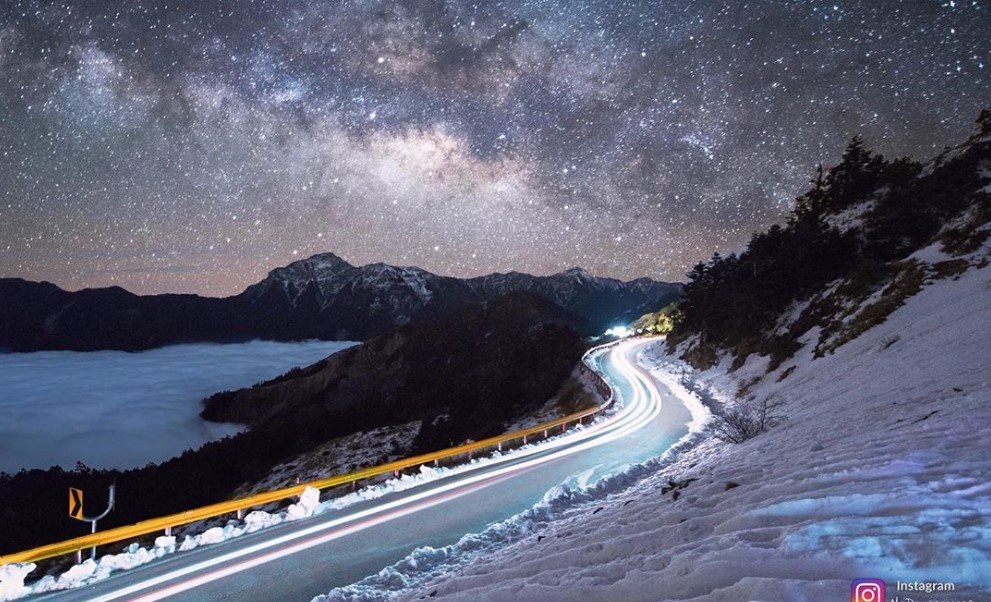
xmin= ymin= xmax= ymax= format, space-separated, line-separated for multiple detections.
xmin=0 ymin=343 xmax=618 ymax=567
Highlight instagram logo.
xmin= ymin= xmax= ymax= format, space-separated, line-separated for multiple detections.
xmin=851 ymin=579 xmax=885 ymax=602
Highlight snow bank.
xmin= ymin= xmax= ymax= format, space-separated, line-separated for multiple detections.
xmin=0 ymin=564 xmax=34 ymax=602
xmin=315 ymin=441 xmax=705 ymax=602
xmin=9 ymin=486 xmax=326 ymax=598
xmin=6 ymin=412 xmax=614 ymax=600
xmin=28 ymin=537 xmax=178 ymax=596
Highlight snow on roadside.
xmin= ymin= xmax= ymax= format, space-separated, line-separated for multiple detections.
xmin=313 ymin=348 xmax=712 ymax=602
xmin=367 ymin=251 xmax=991 ymax=601
xmin=0 ymin=565 xmax=33 ymax=602
xmin=314 ymin=459 xmax=714 ymax=602
xmin=0 ymin=488 xmax=322 ymax=599
xmin=0 ymin=404 xmax=620 ymax=600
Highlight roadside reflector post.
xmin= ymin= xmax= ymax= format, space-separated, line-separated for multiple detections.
xmin=68 ymin=487 xmax=84 ymax=521
xmin=562 ymin=423 xmax=567 ymax=432
xmin=497 ymin=441 xmax=502 ymax=451
xmin=394 ymin=470 xmax=399 ymax=478
xmin=90 ymin=520 xmax=97 ymax=558
xmin=523 ymin=435 xmax=527 ymax=444
xmin=433 ymin=459 xmax=439 ymax=467
xmin=351 ymin=480 xmax=357 ymax=491
xmin=236 ymin=508 xmax=244 ymax=520
xmin=165 ymin=526 xmax=172 ymax=536
xmin=543 ymin=429 xmax=548 ymax=438
xmin=68 ymin=483 xmax=116 ymax=562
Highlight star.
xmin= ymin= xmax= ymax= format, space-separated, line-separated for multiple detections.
xmin=0 ymin=0 xmax=987 ymax=295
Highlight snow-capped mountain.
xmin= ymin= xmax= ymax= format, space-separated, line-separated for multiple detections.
xmin=0 ymin=257 xmax=680 ymax=351
xmin=234 ymin=253 xmax=679 ymax=339
xmin=243 ymin=254 xmax=675 ymax=320
xmin=238 ymin=256 xmax=463 ymax=334
xmin=242 ymin=252 xmax=357 ymax=307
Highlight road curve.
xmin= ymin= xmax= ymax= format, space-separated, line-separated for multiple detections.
xmin=31 ymin=337 xmax=693 ymax=602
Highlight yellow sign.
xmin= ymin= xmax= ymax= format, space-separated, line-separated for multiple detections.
xmin=68 ymin=487 xmax=84 ymax=520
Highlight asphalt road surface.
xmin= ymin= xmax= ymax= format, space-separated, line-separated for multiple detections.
xmin=32 ymin=338 xmax=693 ymax=602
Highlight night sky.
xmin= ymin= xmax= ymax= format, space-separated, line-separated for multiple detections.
xmin=1 ymin=1 xmax=988 ymax=296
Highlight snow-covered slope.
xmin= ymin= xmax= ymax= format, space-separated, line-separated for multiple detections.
xmin=318 ymin=237 xmax=990 ymax=600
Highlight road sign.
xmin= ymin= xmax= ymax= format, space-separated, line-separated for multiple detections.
xmin=69 ymin=487 xmax=84 ymax=520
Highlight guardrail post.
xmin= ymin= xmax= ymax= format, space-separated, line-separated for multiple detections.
xmin=562 ymin=423 xmax=567 ymax=432
xmin=433 ymin=459 xmax=438 ymax=466
xmin=543 ymin=429 xmax=548 ymax=438
xmin=78 ymin=483 xmax=115 ymax=562
xmin=76 ymin=549 xmax=82 ymax=564
xmin=165 ymin=526 xmax=172 ymax=536
xmin=89 ymin=519 xmax=98 ymax=561
xmin=236 ymin=509 xmax=244 ymax=520
xmin=394 ymin=470 xmax=400 ymax=478
xmin=523 ymin=435 xmax=527 ymax=444
xmin=468 ymin=449 xmax=473 ymax=460
xmin=497 ymin=441 xmax=502 ymax=451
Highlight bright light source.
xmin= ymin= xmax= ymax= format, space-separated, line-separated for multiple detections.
xmin=604 ymin=326 xmax=632 ymax=338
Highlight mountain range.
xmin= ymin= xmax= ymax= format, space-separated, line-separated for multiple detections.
xmin=0 ymin=255 xmax=681 ymax=351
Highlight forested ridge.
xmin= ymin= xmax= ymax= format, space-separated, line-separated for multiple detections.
xmin=671 ymin=109 xmax=991 ymax=365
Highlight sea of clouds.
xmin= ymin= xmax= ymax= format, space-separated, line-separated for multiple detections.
xmin=0 ymin=340 xmax=354 ymax=473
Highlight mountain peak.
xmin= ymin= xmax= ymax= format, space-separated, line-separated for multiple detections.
xmin=286 ymin=252 xmax=354 ymax=271
xmin=559 ymin=266 xmax=592 ymax=278
xmin=262 ymin=252 xmax=355 ymax=282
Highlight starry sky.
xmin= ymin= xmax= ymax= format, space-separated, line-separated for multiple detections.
xmin=1 ymin=0 xmax=988 ymax=296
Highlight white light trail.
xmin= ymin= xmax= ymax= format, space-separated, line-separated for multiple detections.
xmin=82 ymin=339 xmax=665 ymax=602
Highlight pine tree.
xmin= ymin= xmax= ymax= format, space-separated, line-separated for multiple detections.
xmin=977 ymin=107 xmax=991 ymax=136
xmin=794 ymin=164 xmax=828 ymax=218
xmin=824 ymin=136 xmax=887 ymax=211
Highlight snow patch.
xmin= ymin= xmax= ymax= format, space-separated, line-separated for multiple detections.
xmin=0 ymin=564 xmax=34 ymax=602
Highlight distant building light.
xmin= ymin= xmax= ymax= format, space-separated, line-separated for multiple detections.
xmin=605 ymin=326 xmax=632 ymax=338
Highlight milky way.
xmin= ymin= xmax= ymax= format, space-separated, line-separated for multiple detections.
xmin=1 ymin=0 xmax=988 ymax=295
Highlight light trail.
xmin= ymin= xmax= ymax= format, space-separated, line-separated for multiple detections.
xmin=49 ymin=338 xmax=666 ymax=602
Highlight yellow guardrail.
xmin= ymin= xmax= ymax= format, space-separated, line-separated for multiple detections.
xmin=0 ymin=343 xmax=618 ymax=567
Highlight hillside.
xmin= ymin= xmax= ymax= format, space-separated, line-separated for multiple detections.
xmin=201 ymin=291 xmax=589 ymax=450
xmin=0 ymin=259 xmax=680 ymax=352
xmin=670 ymin=110 xmax=990 ymax=368
xmin=313 ymin=111 xmax=991 ymax=600
xmin=0 ymin=293 xmax=589 ymax=556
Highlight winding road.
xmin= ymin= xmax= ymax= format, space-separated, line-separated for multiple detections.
xmin=31 ymin=337 xmax=693 ymax=602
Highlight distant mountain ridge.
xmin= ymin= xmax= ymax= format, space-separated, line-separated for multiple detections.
xmin=0 ymin=256 xmax=681 ymax=351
